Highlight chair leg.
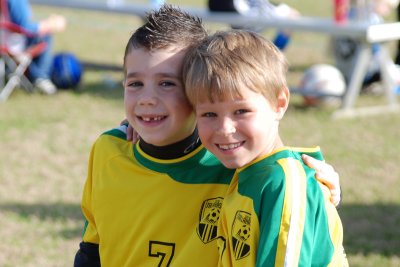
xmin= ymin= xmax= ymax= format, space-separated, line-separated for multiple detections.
xmin=14 ymin=54 xmax=34 ymax=92
xmin=0 ymin=54 xmax=34 ymax=102
xmin=0 ymin=75 xmax=20 ymax=102
xmin=19 ymin=74 xmax=34 ymax=92
xmin=0 ymin=57 xmax=5 ymax=88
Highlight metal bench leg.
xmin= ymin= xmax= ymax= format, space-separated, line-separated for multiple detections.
xmin=332 ymin=44 xmax=371 ymax=119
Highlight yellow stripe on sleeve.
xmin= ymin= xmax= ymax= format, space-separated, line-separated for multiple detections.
xmin=275 ymin=158 xmax=307 ymax=267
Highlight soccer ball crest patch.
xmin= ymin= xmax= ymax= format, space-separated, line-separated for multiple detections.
xmin=232 ymin=211 xmax=251 ymax=260
xmin=197 ymin=197 xmax=223 ymax=243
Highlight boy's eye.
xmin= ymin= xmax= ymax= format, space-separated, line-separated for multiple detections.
xmin=126 ymin=81 xmax=143 ymax=88
xmin=201 ymin=112 xmax=217 ymax=118
xmin=235 ymin=109 xmax=249 ymax=115
xmin=160 ymin=81 xmax=176 ymax=88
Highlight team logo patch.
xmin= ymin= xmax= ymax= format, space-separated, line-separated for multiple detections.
xmin=232 ymin=211 xmax=251 ymax=260
xmin=197 ymin=197 xmax=223 ymax=243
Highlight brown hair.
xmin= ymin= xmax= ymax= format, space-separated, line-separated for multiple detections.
xmin=123 ymin=4 xmax=208 ymax=73
xmin=183 ymin=30 xmax=289 ymax=106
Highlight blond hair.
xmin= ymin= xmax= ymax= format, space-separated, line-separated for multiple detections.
xmin=183 ymin=30 xmax=289 ymax=106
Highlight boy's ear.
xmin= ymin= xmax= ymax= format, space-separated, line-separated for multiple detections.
xmin=276 ymin=87 xmax=289 ymax=120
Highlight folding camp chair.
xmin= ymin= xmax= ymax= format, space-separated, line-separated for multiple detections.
xmin=0 ymin=0 xmax=47 ymax=102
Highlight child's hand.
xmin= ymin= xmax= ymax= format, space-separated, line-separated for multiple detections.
xmin=302 ymin=154 xmax=341 ymax=207
xmin=39 ymin=14 xmax=66 ymax=35
xmin=49 ymin=14 xmax=67 ymax=32
xmin=120 ymin=119 xmax=139 ymax=143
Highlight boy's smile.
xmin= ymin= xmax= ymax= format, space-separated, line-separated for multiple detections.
xmin=139 ymin=115 xmax=166 ymax=122
xmin=137 ymin=114 xmax=167 ymax=126
xmin=124 ymin=47 xmax=196 ymax=146
xmin=217 ymin=141 xmax=245 ymax=151
xmin=195 ymin=87 xmax=287 ymax=169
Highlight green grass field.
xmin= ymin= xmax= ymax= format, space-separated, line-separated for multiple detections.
xmin=0 ymin=1 xmax=399 ymax=266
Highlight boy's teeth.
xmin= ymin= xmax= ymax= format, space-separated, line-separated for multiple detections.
xmin=219 ymin=143 xmax=241 ymax=150
xmin=142 ymin=116 xmax=163 ymax=121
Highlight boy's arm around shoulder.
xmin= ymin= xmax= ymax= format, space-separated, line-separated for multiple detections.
xmin=74 ymin=139 xmax=102 ymax=266
xmin=302 ymin=154 xmax=341 ymax=207
xmin=73 ymin=128 xmax=134 ymax=266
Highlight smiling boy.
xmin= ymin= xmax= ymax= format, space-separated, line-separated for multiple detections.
xmin=183 ymin=29 xmax=348 ymax=266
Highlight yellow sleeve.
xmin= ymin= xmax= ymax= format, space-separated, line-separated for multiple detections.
xmin=81 ymin=142 xmax=99 ymax=244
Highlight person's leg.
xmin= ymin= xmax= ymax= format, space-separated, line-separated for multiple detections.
xmin=273 ymin=30 xmax=291 ymax=50
xmin=26 ymin=35 xmax=57 ymax=94
xmin=26 ymin=35 xmax=53 ymax=81
xmin=268 ymin=3 xmax=298 ymax=51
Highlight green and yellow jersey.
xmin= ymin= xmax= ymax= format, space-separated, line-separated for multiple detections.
xmin=81 ymin=128 xmax=234 ymax=266
xmin=217 ymin=147 xmax=348 ymax=267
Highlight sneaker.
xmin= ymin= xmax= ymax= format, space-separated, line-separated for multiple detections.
xmin=362 ymin=81 xmax=384 ymax=95
xmin=34 ymin=78 xmax=57 ymax=95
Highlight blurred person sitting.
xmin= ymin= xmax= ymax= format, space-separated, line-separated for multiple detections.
xmin=208 ymin=0 xmax=299 ymax=50
xmin=7 ymin=0 xmax=66 ymax=94
xmin=333 ymin=0 xmax=399 ymax=93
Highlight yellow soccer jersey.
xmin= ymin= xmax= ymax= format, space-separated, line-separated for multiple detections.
xmin=217 ymin=147 xmax=348 ymax=267
xmin=80 ymin=128 xmax=235 ymax=266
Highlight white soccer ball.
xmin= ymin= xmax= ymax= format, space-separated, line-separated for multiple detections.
xmin=298 ymin=64 xmax=346 ymax=107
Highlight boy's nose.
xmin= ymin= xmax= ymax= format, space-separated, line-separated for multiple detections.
xmin=138 ymin=96 xmax=157 ymax=105
xmin=138 ymin=87 xmax=158 ymax=105
xmin=216 ymin=118 xmax=236 ymax=136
